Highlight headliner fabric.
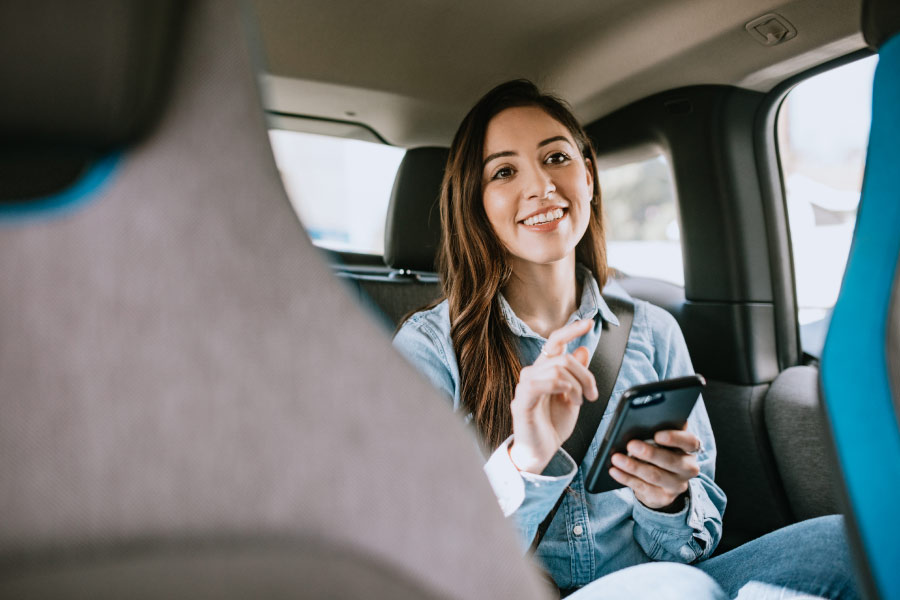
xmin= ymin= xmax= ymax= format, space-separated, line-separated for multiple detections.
xmin=820 ymin=32 xmax=900 ymax=600
xmin=383 ymin=147 xmax=448 ymax=271
xmin=0 ymin=2 xmax=544 ymax=598
xmin=763 ymin=366 xmax=839 ymax=522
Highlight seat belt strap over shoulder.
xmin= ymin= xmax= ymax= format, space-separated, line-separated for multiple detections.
xmin=528 ymin=295 xmax=635 ymax=554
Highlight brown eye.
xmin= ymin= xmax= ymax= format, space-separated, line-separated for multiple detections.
xmin=491 ymin=166 xmax=515 ymax=180
xmin=546 ymin=152 xmax=571 ymax=165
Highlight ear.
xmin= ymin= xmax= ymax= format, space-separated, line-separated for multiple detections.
xmin=584 ymin=157 xmax=594 ymax=189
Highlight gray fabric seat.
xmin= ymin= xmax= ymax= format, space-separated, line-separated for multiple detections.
xmin=764 ymin=366 xmax=840 ymax=521
xmin=0 ymin=2 xmax=544 ymax=598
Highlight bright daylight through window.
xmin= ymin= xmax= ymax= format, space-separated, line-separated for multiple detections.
xmin=269 ymin=130 xmax=406 ymax=255
xmin=777 ymin=55 xmax=877 ymax=356
xmin=600 ymin=154 xmax=682 ymax=286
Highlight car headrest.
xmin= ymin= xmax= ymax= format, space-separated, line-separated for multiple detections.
xmin=383 ymin=146 xmax=449 ymax=272
xmin=0 ymin=2 xmax=543 ymax=597
xmin=0 ymin=1 xmax=181 ymax=203
xmin=863 ymin=0 xmax=900 ymax=49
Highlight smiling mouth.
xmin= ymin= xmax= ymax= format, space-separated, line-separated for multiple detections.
xmin=521 ymin=207 xmax=566 ymax=226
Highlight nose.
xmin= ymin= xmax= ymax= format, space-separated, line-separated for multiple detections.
xmin=522 ymin=162 xmax=555 ymax=200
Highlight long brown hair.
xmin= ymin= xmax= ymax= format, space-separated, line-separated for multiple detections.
xmin=439 ymin=80 xmax=609 ymax=450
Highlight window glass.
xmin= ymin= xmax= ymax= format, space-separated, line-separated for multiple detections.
xmin=600 ymin=154 xmax=683 ymax=286
xmin=777 ymin=55 xmax=877 ymax=356
xmin=269 ymin=129 xmax=406 ymax=255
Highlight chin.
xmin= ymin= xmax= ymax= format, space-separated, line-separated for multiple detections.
xmin=516 ymin=249 xmax=573 ymax=266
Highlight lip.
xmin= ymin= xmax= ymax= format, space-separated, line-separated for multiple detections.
xmin=517 ymin=205 xmax=567 ymax=224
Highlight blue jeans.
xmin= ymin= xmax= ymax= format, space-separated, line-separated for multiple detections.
xmin=567 ymin=515 xmax=857 ymax=599
xmin=696 ymin=515 xmax=859 ymax=599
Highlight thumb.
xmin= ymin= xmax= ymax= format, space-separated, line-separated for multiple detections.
xmin=572 ymin=346 xmax=590 ymax=367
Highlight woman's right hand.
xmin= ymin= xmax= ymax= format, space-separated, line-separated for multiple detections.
xmin=508 ymin=319 xmax=599 ymax=473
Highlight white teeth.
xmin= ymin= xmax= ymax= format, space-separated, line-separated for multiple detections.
xmin=523 ymin=208 xmax=564 ymax=226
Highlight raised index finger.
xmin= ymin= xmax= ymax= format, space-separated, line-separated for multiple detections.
xmin=542 ymin=319 xmax=593 ymax=357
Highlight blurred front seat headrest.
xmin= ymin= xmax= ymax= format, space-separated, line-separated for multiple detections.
xmin=0 ymin=0 xmax=182 ymax=201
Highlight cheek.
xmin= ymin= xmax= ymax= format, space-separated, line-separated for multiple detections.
xmin=482 ymin=192 xmax=509 ymax=234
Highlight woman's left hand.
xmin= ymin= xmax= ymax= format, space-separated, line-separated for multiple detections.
xmin=608 ymin=426 xmax=701 ymax=511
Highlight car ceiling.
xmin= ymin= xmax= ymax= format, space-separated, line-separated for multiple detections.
xmin=252 ymin=0 xmax=865 ymax=147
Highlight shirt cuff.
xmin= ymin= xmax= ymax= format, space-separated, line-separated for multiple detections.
xmin=632 ymin=479 xmax=700 ymax=533
xmin=483 ymin=435 xmax=576 ymax=517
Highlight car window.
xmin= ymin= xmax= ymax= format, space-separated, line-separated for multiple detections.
xmin=269 ymin=129 xmax=406 ymax=255
xmin=777 ymin=55 xmax=878 ymax=357
xmin=600 ymin=154 xmax=682 ymax=286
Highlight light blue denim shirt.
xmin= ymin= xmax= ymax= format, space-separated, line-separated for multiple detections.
xmin=393 ymin=265 xmax=726 ymax=590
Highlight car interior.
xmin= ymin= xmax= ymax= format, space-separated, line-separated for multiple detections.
xmin=1 ymin=0 xmax=898 ymax=598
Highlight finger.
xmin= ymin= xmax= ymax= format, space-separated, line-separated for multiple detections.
xmin=654 ymin=430 xmax=702 ymax=454
xmin=541 ymin=319 xmax=593 ymax=358
xmin=539 ymin=353 xmax=597 ymax=400
xmin=611 ymin=452 xmax=687 ymax=492
xmin=559 ymin=352 xmax=598 ymax=400
xmin=571 ymin=346 xmax=590 ymax=367
xmin=542 ymin=363 xmax=585 ymax=406
xmin=626 ymin=440 xmax=701 ymax=480
xmin=608 ymin=466 xmax=666 ymax=504
xmin=512 ymin=378 xmax=575 ymax=411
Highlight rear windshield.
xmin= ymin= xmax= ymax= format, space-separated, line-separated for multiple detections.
xmin=269 ymin=129 xmax=406 ymax=255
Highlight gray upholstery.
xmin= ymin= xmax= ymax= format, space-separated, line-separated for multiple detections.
xmin=348 ymin=275 xmax=442 ymax=329
xmin=1 ymin=541 xmax=441 ymax=599
xmin=702 ymin=381 xmax=793 ymax=552
xmin=764 ymin=366 xmax=840 ymax=521
xmin=383 ymin=146 xmax=449 ymax=272
xmin=0 ymin=2 xmax=544 ymax=598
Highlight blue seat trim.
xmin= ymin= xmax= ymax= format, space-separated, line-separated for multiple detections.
xmin=0 ymin=151 xmax=121 ymax=223
xmin=821 ymin=34 xmax=900 ymax=600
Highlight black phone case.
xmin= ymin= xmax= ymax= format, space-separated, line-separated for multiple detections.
xmin=584 ymin=374 xmax=706 ymax=494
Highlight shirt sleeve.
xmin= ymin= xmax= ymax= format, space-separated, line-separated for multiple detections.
xmin=483 ymin=436 xmax=577 ymax=551
xmin=393 ymin=316 xmax=577 ymax=552
xmin=630 ymin=304 xmax=727 ymax=563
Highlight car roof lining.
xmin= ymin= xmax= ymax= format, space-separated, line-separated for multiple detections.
xmin=252 ymin=0 xmax=864 ymax=147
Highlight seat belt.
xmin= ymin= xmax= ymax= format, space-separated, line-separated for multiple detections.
xmin=528 ymin=295 xmax=635 ymax=554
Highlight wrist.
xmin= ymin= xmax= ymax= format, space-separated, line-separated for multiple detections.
xmin=644 ymin=490 xmax=688 ymax=514
xmin=508 ymin=441 xmax=551 ymax=474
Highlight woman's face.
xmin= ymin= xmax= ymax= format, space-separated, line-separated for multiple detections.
xmin=481 ymin=106 xmax=593 ymax=270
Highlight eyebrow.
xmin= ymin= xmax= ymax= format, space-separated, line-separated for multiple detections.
xmin=483 ymin=136 xmax=573 ymax=169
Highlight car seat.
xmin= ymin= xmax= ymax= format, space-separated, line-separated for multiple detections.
xmin=0 ymin=2 xmax=545 ymax=598
xmin=819 ymin=0 xmax=900 ymax=598
xmin=345 ymin=146 xmax=447 ymax=327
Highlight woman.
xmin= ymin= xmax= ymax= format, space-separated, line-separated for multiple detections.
xmin=393 ymin=80 xmax=856 ymax=599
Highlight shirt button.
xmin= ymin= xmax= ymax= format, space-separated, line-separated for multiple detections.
xmin=572 ymin=525 xmax=584 ymax=536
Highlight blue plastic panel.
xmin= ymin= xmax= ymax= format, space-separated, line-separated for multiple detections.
xmin=821 ymin=34 xmax=900 ymax=600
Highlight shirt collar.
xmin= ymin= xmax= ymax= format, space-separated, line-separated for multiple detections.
xmin=498 ymin=264 xmax=619 ymax=340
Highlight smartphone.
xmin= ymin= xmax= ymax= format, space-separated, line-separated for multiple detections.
xmin=584 ymin=374 xmax=706 ymax=494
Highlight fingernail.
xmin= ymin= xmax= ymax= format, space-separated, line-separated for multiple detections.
xmin=611 ymin=454 xmax=623 ymax=467
xmin=657 ymin=432 xmax=670 ymax=444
